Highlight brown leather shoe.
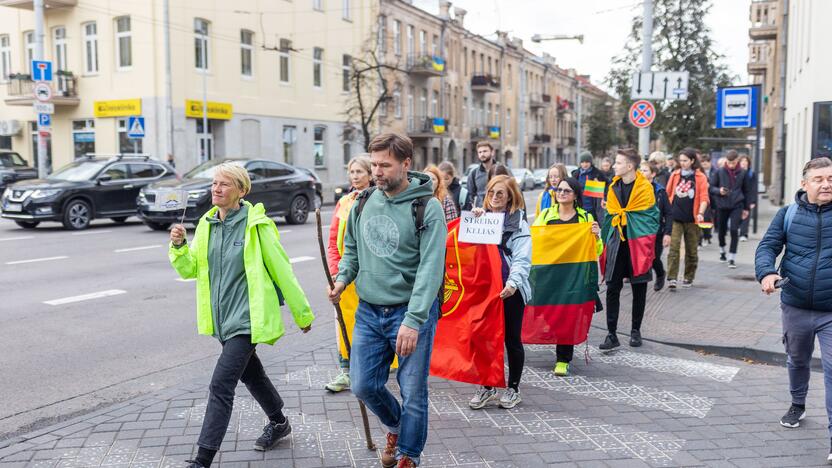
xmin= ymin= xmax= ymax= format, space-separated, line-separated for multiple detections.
xmin=397 ymin=456 xmax=416 ymax=468
xmin=380 ymin=432 xmax=398 ymax=467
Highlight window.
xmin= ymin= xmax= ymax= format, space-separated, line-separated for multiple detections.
xmin=24 ymin=31 xmax=35 ymax=74
xmin=487 ymin=103 xmax=492 ymax=126
xmin=117 ymin=118 xmax=143 ymax=153
xmin=264 ymin=161 xmax=293 ymax=177
xmin=196 ymin=119 xmax=212 ymax=161
xmin=408 ymin=86 xmax=415 ymax=121
xmin=0 ymin=35 xmax=10 ymax=81
xmin=378 ymin=85 xmax=387 ymax=117
xmin=377 ymin=16 xmax=386 ymax=55
xmin=194 ymin=18 xmax=209 ymax=71
xmin=420 ymin=88 xmax=427 ymax=117
xmin=103 ymin=163 xmax=129 ymax=180
xmin=507 ymin=109 xmax=512 ymax=135
xmin=313 ymin=126 xmax=326 ymax=167
xmin=29 ymin=122 xmax=52 ymax=172
xmin=394 ymin=86 xmax=402 ymax=118
xmin=432 ymin=34 xmax=438 ymax=56
xmin=115 ymin=16 xmax=132 ymax=69
xmin=279 ymin=39 xmax=291 ymax=83
xmin=83 ymin=23 xmax=98 ymax=74
xmin=431 ymin=90 xmax=438 ymax=117
xmin=812 ymin=101 xmax=832 ymax=158
xmin=72 ymin=119 xmax=95 ymax=158
xmin=247 ymin=161 xmax=268 ymax=179
xmin=407 ymin=25 xmax=414 ymax=57
xmin=342 ymin=0 xmax=351 ymax=20
xmin=53 ymin=27 xmax=67 ymax=71
xmin=343 ymin=142 xmax=352 ymax=165
xmin=393 ymin=21 xmax=401 ymax=56
xmin=463 ymin=47 xmax=467 ymax=76
xmin=507 ymin=64 xmax=512 ymax=89
xmin=313 ymin=0 xmax=323 ymax=11
xmin=419 ymin=30 xmax=426 ymax=54
xmin=342 ymin=54 xmax=351 ymax=92
xmin=129 ymin=163 xmax=164 ymax=179
xmin=240 ymin=29 xmax=254 ymax=77
xmin=495 ymin=104 xmax=500 ymax=127
xmin=282 ymin=126 xmax=296 ymax=165
xmin=463 ymin=97 xmax=468 ymax=125
xmin=313 ymin=47 xmax=323 ymax=88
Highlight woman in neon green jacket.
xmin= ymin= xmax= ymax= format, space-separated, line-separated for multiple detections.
xmin=169 ymin=162 xmax=314 ymax=468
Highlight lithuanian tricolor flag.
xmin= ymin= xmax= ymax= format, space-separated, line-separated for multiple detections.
xmin=600 ymin=171 xmax=660 ymax=278
xmin=583 ymin=179 xmax=606 ymax=199
xmin=521 ymin=223 xmax=599 ymax=345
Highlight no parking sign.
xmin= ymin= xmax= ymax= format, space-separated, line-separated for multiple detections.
xmin=629 ymin=100 xmax=656 ymax=128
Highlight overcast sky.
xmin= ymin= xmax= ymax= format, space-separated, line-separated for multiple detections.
xmin=412 ymin=0 xmax=750 ymax=94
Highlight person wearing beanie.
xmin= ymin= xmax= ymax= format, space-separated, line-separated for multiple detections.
xmin=571 ymin=151 xmax=607 ymax=221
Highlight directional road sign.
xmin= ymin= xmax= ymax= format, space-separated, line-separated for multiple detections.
xmin=33 ymin=82 xmax=52 ymax=102
xmin=38 ymin=113 xmax=51 ymax=128
xmin=629 ymin=100 xmax=656 ymax=128
xmin=33 ymin=102 xmax=55 ymax=114
xmin=630 ymin=71 xmax=689 ymax=101
xmin=31 ymin=60 xmax=53 ymax=82
xmin=127 ymin=116 xmax=146 ymax=139
xmin=715 ymin=85 xmax=759 ymax=129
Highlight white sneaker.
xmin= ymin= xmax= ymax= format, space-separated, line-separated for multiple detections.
xmin=499 ymin=388 xmax=522 ymax=409
xmin=469 ymin=386 xmax=497 ymax=409
xmin=740 ymin=236 xmax=748 ymax=242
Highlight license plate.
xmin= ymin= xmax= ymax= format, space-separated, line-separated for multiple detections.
xmin=4 ymin=203 xmax=22 ymax=212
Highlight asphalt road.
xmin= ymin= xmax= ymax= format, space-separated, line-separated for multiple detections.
xmin=0 ymin=188 xmax=543 ymax=442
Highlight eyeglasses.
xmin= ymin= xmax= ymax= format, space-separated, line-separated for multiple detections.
xmin=487 ymin=190 xmax=507 ymax=198
xmin=555 ymin=188 xmax=574 ymax=194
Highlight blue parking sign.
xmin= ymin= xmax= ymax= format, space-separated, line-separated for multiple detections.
xmin=38 ymin=113 xmax=51 ymax=128
xmin=31 ymin=60 xmax=53 ymax=81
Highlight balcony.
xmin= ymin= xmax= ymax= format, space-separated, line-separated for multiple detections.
xmin=747 ymin=42 xmax=769 ymax=75
xmin=407 ymin=116 xmax=447 ymax=139
xmin=749 ymin=1 xmax=777 ymax=41
xmin=530 ymin=93 xmax=551 ymax=109
xmin=0 ymin=0 xmax=76 ymax=8
xmin=406 ymin=54 xmax=444 ymax=78
xmin=468 ymin=126 xmax=500 ymax=141
xmin=471 ymin=74 xmax=500 ymax=93
xmin=4 ymin=72 xmax=80 ymax=106
xmin=529 ymin=134 xmax=552 ymax=147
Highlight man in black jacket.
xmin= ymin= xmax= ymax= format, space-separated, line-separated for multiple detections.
xmin=463 ymin=142 xmax=496 ymax=210
xmin=699 ymin=152 xmax=718 ymax=245
xmin=709 ymin=150 xmax=754 ymax=268
xmin=572 ymin=151 xmax=607 ymax=222
xmin=640 ymin=162 xmax=672 ymax=291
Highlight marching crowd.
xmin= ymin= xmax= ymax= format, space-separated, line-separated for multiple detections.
xmin=165 ymin=131 xmax=832 ymax=467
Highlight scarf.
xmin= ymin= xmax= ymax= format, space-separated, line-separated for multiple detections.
xmin=605 ymin=171 xmax=657 ymax=241
xmin=539 ymin=188 xmax=555 ymax=212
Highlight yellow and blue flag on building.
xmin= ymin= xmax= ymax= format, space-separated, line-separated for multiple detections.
xmin=489 ymin=126 xmax=500 ymax=139
xmin=432 ymin=56 xmax=445 ymax=72
xmin=433 ymin=118 xmax=446 ymax=134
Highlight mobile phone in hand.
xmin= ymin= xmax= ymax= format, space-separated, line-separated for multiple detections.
xmin=774 ymin=277 xmax=790 ymax=289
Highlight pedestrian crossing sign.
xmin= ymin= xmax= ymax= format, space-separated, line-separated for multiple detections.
xmin=127 ymin=116 xmax=145 ymax=139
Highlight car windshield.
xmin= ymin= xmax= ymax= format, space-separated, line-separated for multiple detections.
xmin=0 ymin=152 xmax=27 ymax=168
xmin=183 ymin=159 xmax=245 ymax=180
xmin=47 ymin=160 xmax=107 ymax=181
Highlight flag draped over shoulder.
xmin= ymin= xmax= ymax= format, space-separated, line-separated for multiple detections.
xmin=521 ymin=223 xmax=599 ymax=345
xmin=600 ymin=171 xmax=660 ymax=278
xmin=430 ymin=218 xmax=506 ymax=387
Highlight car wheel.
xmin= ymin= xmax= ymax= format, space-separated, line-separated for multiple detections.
xmin=15 ymin=221 xmax=39 ymax=229
xmin=144 ymin=221 xmax=171 ymax=231
xmin=111 ymin=216 xmax=129 ymax=224
xmin=62 ymin=199 xmax=92 ymax=230
xmin=285 ymin=196 xmax=310 ymax=225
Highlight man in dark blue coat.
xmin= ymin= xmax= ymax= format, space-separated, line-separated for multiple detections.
xmin=756 ymin=157 xmax=832 ymax=464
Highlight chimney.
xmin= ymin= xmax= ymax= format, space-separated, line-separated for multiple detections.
xmin=510 ymin=37 xmax=523 ymax=49
xmin=453 ymin=7 xmax=466 ymax=26
xmin=496 ymin=30 xmax=509 ymax=45
xmin=439 ymin=0 xmax=451 ymax=20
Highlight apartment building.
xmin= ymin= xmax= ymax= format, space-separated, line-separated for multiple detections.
xmin=0 ymin=0 xmax=372 ymax=186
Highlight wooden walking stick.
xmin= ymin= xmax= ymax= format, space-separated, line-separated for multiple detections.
xmin=315 ymin=209 xmax=376 ymax=451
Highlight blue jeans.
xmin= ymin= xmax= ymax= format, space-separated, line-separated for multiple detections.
xmin=350 ymin=299 xmax=439 ymax=463
xmin=782 ymin=303 xmax=832 ymax=436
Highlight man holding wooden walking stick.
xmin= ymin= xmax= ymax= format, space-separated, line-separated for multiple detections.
xmin=328 ymin=133 xmax=447 ymax=468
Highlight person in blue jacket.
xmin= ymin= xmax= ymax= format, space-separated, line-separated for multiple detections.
xmin=756 ymin=157 xmax=832 ymax=465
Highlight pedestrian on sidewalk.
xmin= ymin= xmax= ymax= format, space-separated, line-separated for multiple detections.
xmin=468 ymin=174 xmax=532 ymax=409
xmin=535 ymin=163 xmax=568 ymax=218
xmin=699 ymin=152 xmax=718 ymax=246
xmin=664 ymin=148 xmax=710 ymax=289
xmin=169 ymin=162 xmax=314 ymax=468
xmin=599 ymin=148 xmax=660 ymax=351
xmin=600 ymin=156 xmax=615 ymax=182
xmin=755 ymin=157 xmax=832 ymax=464
xmin=533 ymin=177 xmax=603 ymax=376
xmin=438 ymin=161 xmax=466 ymax=215
xmin=425 ymin=164 xmax=459 ymax=222
xmin=324 ymin=155 xmax=373 ymax=393
xmin=639 ymin=162 xmax=672 ymax=291
xmin=571 ymin=151 xmax=607 ymax=221
xmin=738 ymin=154 xmax=759 ymax=241
xmin=649 ymin=151 xmax=670 ymax=188
xmin=463 ymin=141 xmax=497 ymax=210
xmin=328 ymin=133 xmax=447 ymax=468
xmin=709 ymin=150 xmax=754 ymax=269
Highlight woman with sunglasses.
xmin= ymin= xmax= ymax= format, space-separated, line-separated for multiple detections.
xmin=467 ymin=175 xmax=531 ymax=410
xmin=533 ymin=177 xmax=603 ymax=376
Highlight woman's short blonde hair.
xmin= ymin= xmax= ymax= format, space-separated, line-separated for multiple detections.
xmin=215 ymin=161 xmax=251 ymax=195
xmin=648 ymin=151 xmax=667 ymax=165
xmin=484 ymin=174 xmax=525 ymax=214
xmin=347 ymin=154 xmax=372 ymax=175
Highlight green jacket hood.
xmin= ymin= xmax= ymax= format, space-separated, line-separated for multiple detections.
xmin=384 ymin=171 xmax=434 ymax=203
xmin=202 ymin=200 xmax=270 ymax=227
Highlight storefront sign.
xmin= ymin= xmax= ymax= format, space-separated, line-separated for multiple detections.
xmin=94 ymin=99 xmax=142 ymax=118
xmin=185 ymin=100 xmax=233 ymax=120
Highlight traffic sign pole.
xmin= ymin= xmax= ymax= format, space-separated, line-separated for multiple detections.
xmin=638 ymin=0 xmax=653 ymax=158
xmin=34 ymin=0 xmax=48 ymax=178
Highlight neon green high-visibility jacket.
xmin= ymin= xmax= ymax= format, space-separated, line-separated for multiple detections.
xmin=169 ymin=200 xmax=314 ymax=345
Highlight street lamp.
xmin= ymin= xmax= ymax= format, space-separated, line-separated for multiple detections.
xmin=531 ymin=34 xmax=584 ymax=44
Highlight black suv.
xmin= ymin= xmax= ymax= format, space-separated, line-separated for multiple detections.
xmin=1 ymin=155 xmax=176 ymax=230
xmin=0 ymin=151 xmax=37 ymax=192
xmin=137 ymin=158 xmax=322 ymax=231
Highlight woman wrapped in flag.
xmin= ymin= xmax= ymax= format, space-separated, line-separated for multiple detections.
xmin=526 ymin=177 xmax=603 ymax=377
xmin=467 ymin=175 xmax=531 ymax=410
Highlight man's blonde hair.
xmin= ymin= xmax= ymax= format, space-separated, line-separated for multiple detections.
xmin=215 ymin=161 xmax=251 ymax=195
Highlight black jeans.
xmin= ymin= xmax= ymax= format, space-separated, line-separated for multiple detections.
xmin=198 ymin=334 xmax=285 ymax=450
xmin=717 ymin=206 xmax=743 ymax=254
xmin=652 ymin=234 xmax=665 ymax=278
xmin=605 ymin=245 xmax=647 ymax=334
xmin=504 ymin=290 xmax=525 ymax=390
xmin=556 ymin=345 xmax=574 ymax=363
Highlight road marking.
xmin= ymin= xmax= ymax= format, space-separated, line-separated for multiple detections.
xmin=6 ymin=255 xmax=68 ymax=265
xmin=279 ymin=230 xmax=292 ymax=234
xmin=71 ymin=230 xmax=112 ymax=236
xmin=44 ymin=289 xmax=127 ymax=306
xmin=0 ymin=236 xmax=34 ymax=242
xmin=176 ymin=278 xmax=196 ymax=282
xmin=114 ymin=245 xmax=162 ymax=253
xmin=289 ymin=256 xmax=315 ymax=264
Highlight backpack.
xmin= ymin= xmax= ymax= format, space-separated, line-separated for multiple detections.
xmin=783 ymin=203 xmax=798 ymax=236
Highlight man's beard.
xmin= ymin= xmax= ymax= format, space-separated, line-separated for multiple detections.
xmin=375 ymin=172 xmax=405 ymax=192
